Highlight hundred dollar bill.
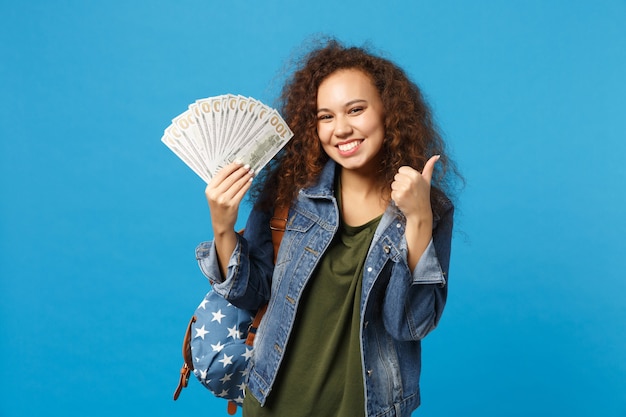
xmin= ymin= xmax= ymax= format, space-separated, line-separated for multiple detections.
xmin=193 ymin=98 xmax=216 ymax=161
xmin=172 ymin=110 xmax=212 ymax=172
xmin=220 ymin=109 xmax=293 ymax=174
xmin=161 ymin=133 xmax=212 ymax=183
xmin=214 ymin=95 xmax=228 ymax=158
xmin=162 ymin=95 xmax=293 ymax=184
xmin=227 ymin=95 xmax=251 ymax=151
xmin=164 ymin=123 xmax=205 ymax=173
xmin=230 ymin=97 xmax=265 ymax=151
xmin=188 ymin=101 xmax=212 ymax=163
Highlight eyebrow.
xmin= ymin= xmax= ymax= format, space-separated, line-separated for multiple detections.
xmin=317 ymin=99 xmax=367 ymax=113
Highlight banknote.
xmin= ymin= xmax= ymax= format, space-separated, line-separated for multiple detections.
xmin=161 ymin=132 xmax=211 ymax=183
xmin=162 ymin=95 xmax=293 ymax=183
xmin=219 ymin=110 xmax=293 ymax=174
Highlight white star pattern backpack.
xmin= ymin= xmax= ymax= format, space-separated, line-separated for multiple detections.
xmin=174 ymin=206 xmax=288 ymax=415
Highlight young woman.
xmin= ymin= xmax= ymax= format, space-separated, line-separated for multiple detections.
xmin=197 ymin=39 xmax=460 ymax=417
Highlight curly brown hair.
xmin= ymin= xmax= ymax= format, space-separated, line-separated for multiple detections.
xmin=253 ymin=39 xmax=461 ymax=214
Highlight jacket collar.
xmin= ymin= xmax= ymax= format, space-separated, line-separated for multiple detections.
xmin=299 ymin=160 xmax=337 ymax=199
xmin=299 ymin=159 xmax=450 ymax=224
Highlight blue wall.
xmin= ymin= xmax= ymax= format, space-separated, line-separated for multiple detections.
xmin=1 ymin=1 xmax=624 ymax=415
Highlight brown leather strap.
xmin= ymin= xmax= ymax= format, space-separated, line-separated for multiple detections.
xmin=246 ymin=205 xmax=289 ymax=345
xmin=227 ymin=400 xmax=238 ymax=415
xmin=245 ymin=303 xmax=268 ymax=346
xmin=182 ymin=315 xmax=196 ymax=369
xmin=270 ymin=205 xmax=289 ymax=264
xmin=173 ymin=363 xmax=191 ymax=401
xmin=173 ymin=315 xmax=196 ymax=400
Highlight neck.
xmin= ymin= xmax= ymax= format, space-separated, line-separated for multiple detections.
xmin=339 ymin=168 xmax=390 ymax=199
xmin=338 ymin=168 xmax=389 ymax=226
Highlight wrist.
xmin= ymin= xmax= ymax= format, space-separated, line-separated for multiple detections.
xmin=405 ymin=211 xmax=432 ymax=230
xmin=213 ymin=228 xmax=237 ymax=239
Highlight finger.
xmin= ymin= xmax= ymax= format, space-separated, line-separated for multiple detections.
xmin=229 ymin=166 xmax=254 ymax=195
xmin=394 ymin=167 xmax=417 ymax=186
xmin=212 ymin=161 xmax=246 ymax=184
xmin=221 ymin=165 xmax=253 ymax=192
xmin=232 ymin=174 xmax=253 ymax=202
xmin=397 ymin=166 xmax=418 ymax=176
xmin=207 ymin=163 xmax=250 ymax=194
xmin=391 ymin=177 xmax=409 ymax=191
xmin=206 ymin=167 xmax=253 ymax=203
xmin=421 ymin=155 xmax=440 ymax=184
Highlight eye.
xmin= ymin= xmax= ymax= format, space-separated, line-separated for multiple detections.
xmin=317 ymin=113 xmax=333 ymax=121
xmin=348 ymin=106 xmax=364 ymax=114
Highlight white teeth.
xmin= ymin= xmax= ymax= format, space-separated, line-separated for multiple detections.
xmin=338 ymin=141 xmax=361 ymax=152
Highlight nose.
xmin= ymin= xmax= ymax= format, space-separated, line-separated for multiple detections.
xmin=334 ymin=115 xmax=352 ymax=138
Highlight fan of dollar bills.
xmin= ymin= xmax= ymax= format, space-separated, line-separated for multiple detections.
xmin=162 ymin=95 xmax=294 ymax=183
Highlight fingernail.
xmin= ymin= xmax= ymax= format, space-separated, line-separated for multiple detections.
xmin=243 ymin=164 xmax=250 ymax=170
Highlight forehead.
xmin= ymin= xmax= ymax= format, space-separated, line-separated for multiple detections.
xmin=317 ymin=69 xmax=379 ymax=103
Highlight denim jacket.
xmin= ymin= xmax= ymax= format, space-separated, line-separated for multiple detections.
xmin=196 ymin=161 xmax=454 ymax=417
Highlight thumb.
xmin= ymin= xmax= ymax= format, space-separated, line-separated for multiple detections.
xmin=421 ymin=155 xmax=440 ymax=184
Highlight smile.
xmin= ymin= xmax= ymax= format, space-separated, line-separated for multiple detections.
xmin=337 ymin=140 xmax=362 ymax=152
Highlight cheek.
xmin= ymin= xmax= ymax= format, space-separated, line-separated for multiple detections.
xmin=316 ymin=124 xmax=332 ymax=142
xmin=365 ymin=115 xmax=385 ymax=134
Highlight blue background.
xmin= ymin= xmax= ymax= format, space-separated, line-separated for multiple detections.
xmin=1 ymin=1 xmax=625 ymax=416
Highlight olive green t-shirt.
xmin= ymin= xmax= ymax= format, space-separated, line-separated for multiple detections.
xmin=244 ymin=211 xmax=381 ymax=417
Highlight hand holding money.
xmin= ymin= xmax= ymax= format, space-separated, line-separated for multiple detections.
xmin=205 ymin=161 xmax=254 ymax=235
xmin=203 ymin=160 xmax=255 ymax=278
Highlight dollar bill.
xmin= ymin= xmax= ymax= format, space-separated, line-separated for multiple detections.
xmin=219 ymin=110 xmax=291 ymax=172
xmin=162 ymin=95 xmax=293 ymax=183
xmin=161 ymin=132 xmax=212 ymax=183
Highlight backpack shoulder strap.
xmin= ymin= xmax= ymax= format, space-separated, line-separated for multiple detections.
xmin=245 ymin=205 xmax=289 ymax=346
xmin=269 ymin=205 xmax=289 ymax=264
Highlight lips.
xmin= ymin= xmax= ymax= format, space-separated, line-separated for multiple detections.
xmin=337 ymin=140 xmax=363 ymax=153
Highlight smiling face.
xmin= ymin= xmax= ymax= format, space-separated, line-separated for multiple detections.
xmin=316 ymin=68 xmax=386 ymax=175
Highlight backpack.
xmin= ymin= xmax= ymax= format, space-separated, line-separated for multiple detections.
xmin=173 ymin=206 xmax=288 ymax=415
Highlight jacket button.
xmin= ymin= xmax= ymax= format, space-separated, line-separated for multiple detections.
xmin=367 ymin=370 xmax=373 ymax=377
xmin=367 ymin=267 xmax=372 ymax=272
xmin=383 ymin=245 xmax=390 ymax=254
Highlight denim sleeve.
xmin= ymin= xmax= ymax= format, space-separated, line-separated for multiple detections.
xmin=383 ymin=203 xmax=454 ymax=341
xmin=195 ymin=207 xmax=275 ymax=311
